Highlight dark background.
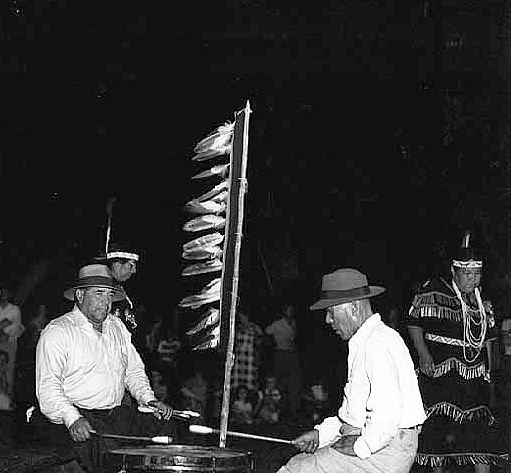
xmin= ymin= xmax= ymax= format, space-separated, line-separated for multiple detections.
xmin=1 ymin=0 xmax=509 ymax=345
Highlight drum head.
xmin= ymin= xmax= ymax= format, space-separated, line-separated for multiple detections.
xmin=109 ymin=445 xmax=253 ymax=472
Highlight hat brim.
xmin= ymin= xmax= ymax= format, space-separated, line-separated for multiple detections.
xmin=310 ymin=286 xmax=386 ymax=311
xmin=63 ymin=277 xmax=126 ymax=302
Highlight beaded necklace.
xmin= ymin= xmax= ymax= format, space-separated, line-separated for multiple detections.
xmin=451 ymin=279 xmax=486 ymax=363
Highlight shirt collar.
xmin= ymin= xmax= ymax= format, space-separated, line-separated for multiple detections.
xmin=348 ymin=313 xmax=382 ymax=350
xmin=71 ymin=305 xmax=112 ymax=329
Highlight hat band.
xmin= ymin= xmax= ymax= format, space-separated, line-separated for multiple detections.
xmin=320 ymin=286 xmax=371 ymax=300
xmin=107 ymin=251 xmax=139 ymax=261
xmin=452 ymin=260 xmax=482 ymax=268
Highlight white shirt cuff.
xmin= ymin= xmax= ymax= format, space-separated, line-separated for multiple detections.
xmin=353 ymin=437 xmax=372 ymax=459
xmin=63 ymin=409 xmax=83 ymax=429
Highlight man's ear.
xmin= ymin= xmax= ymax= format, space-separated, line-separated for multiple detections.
xmin=75 ymin=289 xmax=84 ymax=304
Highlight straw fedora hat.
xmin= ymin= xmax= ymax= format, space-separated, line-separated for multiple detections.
xmin=310 ymin=268 xmax=385 ymax=310
xmin=64 ymin=264 xmax=126 ymax=302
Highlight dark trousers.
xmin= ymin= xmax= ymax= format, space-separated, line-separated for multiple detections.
xmin=30 ymin=403 xmax=178 ymax=473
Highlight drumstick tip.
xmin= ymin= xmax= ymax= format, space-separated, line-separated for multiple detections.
xmin=189 ymin=424 xmax=213 ymax=434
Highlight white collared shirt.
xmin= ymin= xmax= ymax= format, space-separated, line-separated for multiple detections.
xmin=315 ymin=313 xmax=426 ymax=458
xmin=36 ymin=306 xmax=155 ymax=428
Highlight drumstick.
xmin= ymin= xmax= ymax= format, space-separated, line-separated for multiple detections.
xmin=137 ymin=405 xmax=201 ymax=420
xmin=189 ymin=425 xmax=293 ymax=445
xmin=90 ymin=429 xmax=172 ymax=444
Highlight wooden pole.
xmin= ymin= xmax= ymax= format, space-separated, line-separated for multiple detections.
xmin=218 ymin=101 xmax=251 ymax=448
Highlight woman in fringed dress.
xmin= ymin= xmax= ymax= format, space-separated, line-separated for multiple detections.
xmin=405 ymin=232 xmax=506 ymax=473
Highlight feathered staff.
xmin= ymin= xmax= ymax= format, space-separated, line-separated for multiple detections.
xmin=105 ymin=197 xmax=117 ymax=254
xmin=179 ymin=101 xmax=251 ymax=449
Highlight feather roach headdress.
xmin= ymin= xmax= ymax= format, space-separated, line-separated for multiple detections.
xmin=452 ymin=230 xmax=482 ymax=268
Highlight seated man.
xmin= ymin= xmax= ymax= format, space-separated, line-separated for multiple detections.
xmin=32 ymin=264 xmax=177 ymax=473
xmin=277 ymin=268 xmax=426 ymax=473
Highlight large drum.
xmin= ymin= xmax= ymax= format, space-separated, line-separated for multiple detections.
xmin=109 ymin=445 xmax=254 ymax=472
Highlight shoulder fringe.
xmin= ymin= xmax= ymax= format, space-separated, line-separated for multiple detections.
xmin=432 ymin=358 xmax=487 ymax=380
xmin=426 ymin=402 xmax=495 ymax=425
xmin=415 ymin=453 xmax=507 ymax=467
xmin=409 ymin=291 xmax=461 ymax=321
xmin=409 ymin=305 xmax=462 ymax=321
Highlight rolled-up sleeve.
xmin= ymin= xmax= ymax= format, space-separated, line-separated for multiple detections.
xmin=314 ymin=415 xmax=343 ymax=448
xmin=36 ymin=326 xmax=81 ymax=428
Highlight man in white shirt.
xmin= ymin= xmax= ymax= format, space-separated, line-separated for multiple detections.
xmin=33 ymin=264 xmax=176 ymax=473
xmin=277 ymin=268 xmax=426 ymax=473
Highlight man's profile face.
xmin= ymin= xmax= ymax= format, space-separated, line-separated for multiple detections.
xmin=110 ymin=260 xmax=137 ymax=282
xmin=77 ymin=287 xmax=114 ymax=325
xmin=325 ymin=302 xmax=361 ymax=340
xmin=452 ymin=266 xmax=482 ymax=294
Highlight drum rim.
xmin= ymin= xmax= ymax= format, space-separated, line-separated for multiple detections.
xmin=109 ymin=445 xmax=253 ymax=456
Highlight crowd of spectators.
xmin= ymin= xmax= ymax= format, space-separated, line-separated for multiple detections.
xmin=7 ymin=279 xmax=511 ymax=455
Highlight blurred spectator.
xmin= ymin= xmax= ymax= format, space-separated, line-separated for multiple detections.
xmin=0 ymin=350 xmax=10 ymax=398
xmin=254 ymin=375 xmax=283 ymax=425
xmin=231 ymin=385 xmax=254 ymax=425
xmin=15 ymin=304 xmax=50 ymax=441
xmin=265 ymin=302 xmax=302 ymax=419
xmin=179 ymin=366 xmax=208 ymax=418
xmin=231 ymin=309 xmax=263 ymax=394
xmin=150 ymin=369 xmax=170 ymax=404
xmin=143 ymin=312 xmax=182 ymax=404
xmin=500 ymin=317 xmax=511 ymax=459
xmin=16 ymin=304 xmax=49 ymax=401
xmin=0 ymin=286 xmax=25 ymax=398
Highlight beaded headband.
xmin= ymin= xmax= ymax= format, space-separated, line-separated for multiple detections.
xmin=452 ymin=260 xmax=482 ymax=268
xmin=107 ymin=251 xmax=139 ymax=261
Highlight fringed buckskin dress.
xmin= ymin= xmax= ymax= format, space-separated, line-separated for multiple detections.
xmin=405 ymin=277 xmax=506 ymax=467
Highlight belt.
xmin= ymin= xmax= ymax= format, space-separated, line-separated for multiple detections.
xmin=400 ymin=425 xmax=422 ymax=431
xmin=425 ymin=333 xmax=469 ymax=347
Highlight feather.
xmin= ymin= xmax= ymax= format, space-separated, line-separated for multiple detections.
xmin=182 ymin=259 xmax=222 ymax=276
xmin=184 ymin=200 xmax=226 ymax=215
xmin=178 ymin=291 xmax=220 ymax=309
xmin=183 ymin=232 xmax=224 ymax=251
xmin=191 ymin=145 xmax=232 ymax=162
xmin=106 ymin=197 xmax=117 ymax=217
xmin=191 ymin=164 xmax=230 ymax=180
xmin=182 ymin=245 xmax=222 ymax=261
xmin=200 ymin=277 xmax=221 ymax=295
xmin=462 ymin=231 xmax=471 ymax=249
xmin=194 ymin=128 xmax=233 ymax=153
xmin=192 ymin=335 xmax=219 ymax=350
xmin=210 ymin=190 xmax=228 ymax=203
xmin=182 ymin=215 xmax=225 ymax=233
xmin=186 ymin=308 xmax=220 ymax=335
xmin=193 ymin=180 xmax=229 ymax=202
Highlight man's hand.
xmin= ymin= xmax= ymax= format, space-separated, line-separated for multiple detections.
xmin=292 ymin=429 xmax=319 ymax=454
xmin=69 ymin=417 xmax=94 ymax=442
xmin=331 ymin=434 xmax=358 ymax=456
xmin=147 ymin=400 xmax=173 ymax=420
xmin=418 ymin=351 xmax=435 ymax=377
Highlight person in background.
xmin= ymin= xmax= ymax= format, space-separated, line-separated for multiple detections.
xmin=254 ymin=375 xmax=283 ymax=425
xmin=265 ymin=302 xmax=302 ymax=420
xmin=405 ymin=231 xmax=504 ymax=471
xmin=103 ymin=242 xmax=139 ymax=332
xmin=32 ymin=264 xmax=176 ymax=473
xmin=231 ymin=308 xmax=263 ymax=396
xmin=277 ymin=268 xmax=425 ymax=473
xmin=15 ymin=303 xmax=50 ymax=441
xmin=0 ymin=286 xmax=25 ymax=399
xmin=0 ymin=350 xmax=10 ymax=402
xmin=150 ymin=369 xmax=170 ymax=404
xmin=500 ymin=315 xmax=511 ymax=468
xmin=231 ymin=385 xmax=254 ymax=425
